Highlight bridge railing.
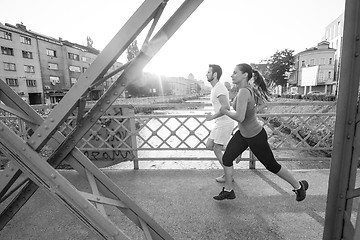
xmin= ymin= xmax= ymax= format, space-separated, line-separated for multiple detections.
xmin=0 ymin=101 xmax=336 ymax=170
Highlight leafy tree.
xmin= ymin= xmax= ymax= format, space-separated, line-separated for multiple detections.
xmin=188 ymin=73 xmax=195 ymax=81
xmin=126 ymin=40 xmax=140 ymax=62
xmin=265 ymin=49 xmax=295 ymax=86
xmin=86 ymin=36 xmax=93 ymax=48
xmin=125 ymin=40 xmax=142 ymax=97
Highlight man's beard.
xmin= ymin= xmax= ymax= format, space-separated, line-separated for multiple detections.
xmin=207 ymin=76 xmax=214 ymax=82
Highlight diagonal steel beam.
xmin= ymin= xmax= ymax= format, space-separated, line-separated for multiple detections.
xmin=0 ymin=1 xmax=205 ymax=239
xmin=47 ymin=0 xmax=205 ymax=169
xmin=0 ymin=121 xmax=132 ymax=240
xmin=27 ymin=0 xmax=166 ymax=151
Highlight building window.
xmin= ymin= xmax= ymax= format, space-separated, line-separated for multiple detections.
xmin=26 ymin=79 xmax=36 ymax=87
xmin=22 ymin=50 xmax=33 ymax=59
xmin=320 ymin=58 xmax=325 ymax=65
xmin=310 ymin=59 xmax=315 ymax=66
xmin=82 ymin=56 xmax=90 ymax=62
xmin=329 ymin=58 xmax=333 ymax=64
xmin=1 ymin=46 xmax=14 ymax=56
xmin=20 ymin=36 xmax=31 ymax=45
xmin=70 ymin=77 xmax=77 ymax=85
xmin=5 ymin=78 xmax=18 ymax=86
xmin=24 ymin=65 xmax=35 ymax=73
xmin=319 ymin=71 xmax=324 ymax=81
xmin=328 ymin=71 xmax=332 ymax=79
xmin=48 ymin=63 xmax=59 ymax=70
xmin=50 ymin=76 xmax=60 ymax=85
xmin=69 ymin=65 xmax=81 ymax=72
xmin=82 ymin=67 xmax=87 ymax=73
xmin=68 ymin=52 xmax=80 ymax=61
xmin=4 ymin=62 xmax=16 ymax=71
xmin=46 ymin=49 xmax=57 ymax=57
xmin=0 ymin=31 xmax=12 ymax=40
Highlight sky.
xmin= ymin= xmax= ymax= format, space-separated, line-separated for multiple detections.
xmin=2 ymin=0 xmax=346 ymax=82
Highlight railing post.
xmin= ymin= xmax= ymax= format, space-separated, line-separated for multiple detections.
xmin=128 ymin=107 xmax=139 ymax=170
xmin=249 ymin=150 xmax=256 ymax=169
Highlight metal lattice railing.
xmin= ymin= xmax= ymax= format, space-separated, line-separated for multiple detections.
xmin=136 ymin=114 xmax=211 ymax=150
xmin=0 ymin=101 xmax=336 ymax=169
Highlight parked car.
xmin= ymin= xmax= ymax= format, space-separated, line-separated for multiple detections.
xmin=307 ymin=91 xmax=324 ymax=95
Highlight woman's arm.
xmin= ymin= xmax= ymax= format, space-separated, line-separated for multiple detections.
xmin=220 ymin=89 xmax=249 ymax=123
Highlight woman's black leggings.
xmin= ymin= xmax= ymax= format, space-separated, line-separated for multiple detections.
xmin=222 ymin=128 xmax=282 ymax=174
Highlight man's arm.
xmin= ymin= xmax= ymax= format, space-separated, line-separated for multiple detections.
xmin=206 ymin=94 xmax=230 ymax=121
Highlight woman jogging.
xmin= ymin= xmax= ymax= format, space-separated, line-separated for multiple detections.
xmin=213 ymin=63 xmax=308 ymax=201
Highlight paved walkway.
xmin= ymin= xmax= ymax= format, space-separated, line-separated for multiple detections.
xmin=0 ymin=165 xmax=335 ymax=240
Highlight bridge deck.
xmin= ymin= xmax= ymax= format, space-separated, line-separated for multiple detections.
xmin=0 ymin=164 xmax=341 ymax=240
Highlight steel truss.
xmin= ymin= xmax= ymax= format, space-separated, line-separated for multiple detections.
xmin=0 ymin=0 xmax=203 ymax=239
xmin=323 ymin=0 xmax=360 ymax=239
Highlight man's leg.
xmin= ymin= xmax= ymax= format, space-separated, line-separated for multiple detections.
xmin=213 ymin=143 xmax=224 ymax=168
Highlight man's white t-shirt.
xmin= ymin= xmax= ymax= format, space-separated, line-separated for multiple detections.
xmin=210 ymin=82 xmax=234 ymax=126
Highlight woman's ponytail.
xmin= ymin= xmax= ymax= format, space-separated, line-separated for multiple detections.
xmin=252 ymin=69 xmax=271 ymax=104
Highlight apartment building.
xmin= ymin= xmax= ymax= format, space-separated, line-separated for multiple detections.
xmin=290 ymin=41 xmax=336 ymax=95
xmin=324 ymin=13 xmax=344 ymax=90
xmin=0 ymin=23 xmax=43 ymax=104
xmin=287 ymin=13 xmax=344 ymax=96
xmin=0 ymin=22 xmax=103 ymax=105
xmin=165 ymin=77 xmax=203 ymax=95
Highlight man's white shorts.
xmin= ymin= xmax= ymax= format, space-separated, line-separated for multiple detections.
xmin=209 ymin=122 xmax=234 ymax=146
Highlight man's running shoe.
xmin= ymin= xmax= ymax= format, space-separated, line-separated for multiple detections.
xmin=213 ymin=187 xmax=236 ymax=200
xmin=215 ymin=175 xmax=234 ymax=183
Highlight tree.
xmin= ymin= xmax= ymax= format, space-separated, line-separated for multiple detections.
xmin=188 ymin=73 xmax=195 ymax=81
xmin=265 ymin=49 xmax=295 ymax=86
xmin=86 ymin=36 xmax=93 ymax=48
xmin=125 ymin=40 xmax=142 ymax=97
xmin=126 ymin=40 xmax=140 ymax=62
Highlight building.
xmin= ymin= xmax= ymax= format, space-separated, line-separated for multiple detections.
xmin=0 ymin=22 xmax=110 ymax=105
xmin=165 ymin=77 xmax=203 ymax=96
xmin=323 ymin=13 xmax=344 ymax=94
xmin=0 ymin=23 xmax=44 ymax=104
xmin=290 ymin=41 xmax=336 ymax=95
